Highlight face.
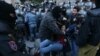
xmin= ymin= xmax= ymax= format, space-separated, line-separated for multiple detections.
xmin=72 ymin=9 xmax=78 ymax=15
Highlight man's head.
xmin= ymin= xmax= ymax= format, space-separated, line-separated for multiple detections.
xmin=72 ymin=6 xmax=80 ymax=15
xmin=51 ymin=6 xmax=63 ymax=19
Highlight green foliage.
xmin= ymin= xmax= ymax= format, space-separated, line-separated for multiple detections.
xmin=32 ymin=0 xmax=43 ymax=3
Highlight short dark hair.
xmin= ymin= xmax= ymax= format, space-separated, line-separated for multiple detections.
xmin=73 ymin=6 xmax=80 ymax=12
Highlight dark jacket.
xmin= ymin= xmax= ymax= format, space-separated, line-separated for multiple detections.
xmin=38 ymin=12 xmax=64 ymax=41
xmin=0 ymin=21 xmax=11 ymax=34
xmin=0 ymin=1 xmax=19 ymax=56
xmin=76 ymin=8 xmax=100 ymax=47
xmin=0 ymin=21 xmax=15 ymax=56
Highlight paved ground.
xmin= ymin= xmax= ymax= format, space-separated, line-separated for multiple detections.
xmin=25 ymin=41 xmax=35 ymax=48
xmin=25 ymin=39 xmax=40 ymax=55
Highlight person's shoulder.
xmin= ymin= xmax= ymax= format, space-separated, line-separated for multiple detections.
xmin=0 ymin=1 xmax=12 ymax=7
xmin=26 ymin=12 xmax=31 ymax=15
xmin=42 ymin=13 xmax=54 ymax=23
xmin=0 ymin=1 xmax=6 ymax=4
xmin=67 ymin=13 xmax=72 ymax=16
xmin=0 ymin=1 xmax=15 ymax=11
xmin=0 ymin=1 xmax=9 ymax=8
xmin=87 ymin=8 xmax=100 ymax=16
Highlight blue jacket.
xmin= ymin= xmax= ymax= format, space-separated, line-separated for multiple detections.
xmin=25 ymin=12 xmax=37 ymax=27
xmin=66 ymin=24 xmax=76 ymax=39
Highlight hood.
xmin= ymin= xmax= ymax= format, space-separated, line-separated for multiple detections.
xmin=87 ymin=8 xmax=100 ymax=17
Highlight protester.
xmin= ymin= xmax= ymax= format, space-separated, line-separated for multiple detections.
xmin=66 ymin=6 xmax=81 ymax=56
xmin=0 ymin=0 xmax=98 ymax=56
xmin=36 ymin=6 xmax=66 ymax=56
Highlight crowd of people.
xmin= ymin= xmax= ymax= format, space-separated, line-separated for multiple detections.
xmin=0 ymin=0 xmax=100 ymax=56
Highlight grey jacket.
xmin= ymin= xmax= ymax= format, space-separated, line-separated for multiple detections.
xmin=38 ymin=12 xmax=64 ymax=40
